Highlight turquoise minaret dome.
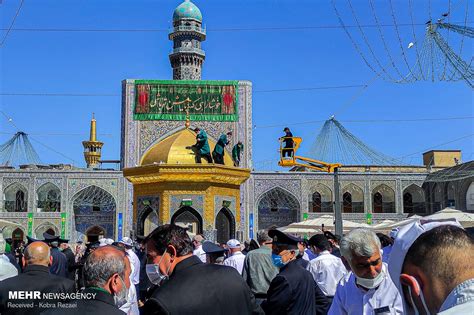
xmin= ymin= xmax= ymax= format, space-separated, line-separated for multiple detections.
xmin=173 ymin=0 xmax=202 ymax=22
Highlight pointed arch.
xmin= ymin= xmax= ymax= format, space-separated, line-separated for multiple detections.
xmin=465 ymin=182 xmax=474 ymax=211
xmin=3 ymin=183 xmax=28 ymax=212
xmin=34 ymin=222 xmax=59 ymax=239
xmin=342 ymin=183 xmax=364 ymax=213
xmin=171 ymin=206 xmax=203 ymax=236
xmin=36 ymin=182 xmax=61 ymax=212
xmin=215 ymin=207 xmax=235 ymax=244
xmin=372 ymin=184 xmax=395 ymax=213
xmin=403 ymin=184 xmax=426 ymax=214
xmin=72 ymin=185 xmax=116 ymax=239
xmin=258 ymin=187 xmax=300 ymax=229
xmin=308 ymin=184 xmax=333 ymax=213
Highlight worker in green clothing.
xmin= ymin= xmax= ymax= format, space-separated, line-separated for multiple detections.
xmin=212 ymin=131 xmax=232 ymax=165
xmin=192 ymin=127 xmax=213 ymax=163
xmin=232 ymin=141 xmax=244 ymax=167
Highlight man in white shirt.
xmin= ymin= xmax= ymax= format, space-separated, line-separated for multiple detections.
xmin=192 ymin=234 xmax=206 ymax=263
xmin=329 ymin=229 xmax=403 ymax=315
xmin=223 ymin=239 xmax=245 ymax=274
xmin=388 ymin=219 xmax=474 ymax=315
xmin=307 ymin=234 xmax=347 ymax=298
xmin=118 ymin=237 xmax=141 ymax=294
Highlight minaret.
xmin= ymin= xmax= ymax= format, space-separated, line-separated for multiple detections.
xmin=82 ymin=114 xmax=103 ymax=168
xmin=169 ymin=0 xmax=206 ymax=80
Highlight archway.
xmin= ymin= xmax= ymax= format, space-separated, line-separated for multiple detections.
xmin=446 ymin=182 xmax=456 ymax=207
xmin=34 ymin=223 xmax=59 ymax=239
xmin=372 ymin=184 xmax=395 ymax=213
xmin=12 ymin=228 xmax=24 ymax=249
xmin=466 ymin=182 xmax=474 ymax=211
xmin=143 ymin=209 xmax=159 ymax=236
xmin=215 ymin=208 xmax=235 ymax=244
xmin=309 ymin=184 xmax=333 ymax=213
xmin=73 ymin=185 xmax=116 ymax=240
xmin=86 ymin=225 xmax=105 ymax=243
xmin=403 ymin=184 xmax=426 ymax=214
xmin=432 ymin=183 xmax=444 ymax=212
xmin=171 ymin=206 xmax=202 ymax=237
xmin=343 ymin=192 xmax=352 ymax=213
xmin=258 ymin=187 xmax=299 ymax=229
xmin=3 ymin=183 xmax=28 ymax=212
xmin=37 ymin=183 xmax=61 ymax=212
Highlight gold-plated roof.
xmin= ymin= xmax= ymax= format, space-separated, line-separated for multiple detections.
xmin=140 ymin=128 xmax=233 ymax=166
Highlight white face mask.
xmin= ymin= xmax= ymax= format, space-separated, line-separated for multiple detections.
xmin=355 ymin=268 xmax=385 ymax=289
xmin=406 ymin=281 xmax=431 ymax=315
xmin=114 ymin=276 xmax=129 ymax=308
xmin=146 ymin=249 xmax=170 ymax=286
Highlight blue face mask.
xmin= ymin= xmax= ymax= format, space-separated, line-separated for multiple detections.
xmin=271 ymin=253 xmax=285 ymax=268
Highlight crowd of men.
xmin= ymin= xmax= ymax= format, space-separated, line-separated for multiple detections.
xmin=0 ymin=218 xmax=473 ymax=314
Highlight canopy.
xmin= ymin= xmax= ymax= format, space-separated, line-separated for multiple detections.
xmin=424 ymin=208 xmax=474 ymax=228
xmin=279 ymin=226 xmax=322 ymax=235
xmin=287 ymin=215 xmax=369 ymax=232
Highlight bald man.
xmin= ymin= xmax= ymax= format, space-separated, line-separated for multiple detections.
xmin=0 ymin=241 xmax=75 ymax=315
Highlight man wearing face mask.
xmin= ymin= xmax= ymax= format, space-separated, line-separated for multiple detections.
xmin=141 ymin=224 xmax=261 ymax=315
xmin=388 ymin=219 xmax=474 ymax=315
xmin=0 ymin=241 xmax=75 ymax=315
xmin=46 ymin=245 xmax=132 ymax=315
xmin=261 ymin=230 xmax=315 ymax=315
xmin=328 ymin=228 xmax=403 ymax=315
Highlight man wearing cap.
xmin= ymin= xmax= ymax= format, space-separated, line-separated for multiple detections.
xmin=118 ymin=237 xmax=141 ymax=296
xmin=261 ymin=229 xmax=315 ymax=315
xmin=59 ymin=238 xmax=76 ymax=281
xmin=280 ymin=127 xmax=294 ymax=158
xmin=202 ymin=241 xmax=227 ymax=264
xmin=192 ymin=127 xmax=213 ymax=163
xmin=242 ymin=230 xmax=279 ymax=304
xmin=308 ymin=234 xmax=347 ymax=307
xmin=328 ymin=228 xmax=403 ymax=315
xmin=223 ymin=239 xmax=245 ymax=274
xmin=388 ymin=219 xmax=474 ymax=314
xmin=141 ymin=224 xmax=261 ymax=314
xmin=212 ymin=131 xmax=232 ymax=165
xmin=44 ymin=232 xmax=69 ymax=278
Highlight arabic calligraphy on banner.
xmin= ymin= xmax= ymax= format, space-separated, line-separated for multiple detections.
xmin=133 ymin=80 xmax=239 ymax=122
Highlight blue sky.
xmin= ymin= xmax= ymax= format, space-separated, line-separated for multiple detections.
xmin=0 ymin=0 xmax=472 ymax=169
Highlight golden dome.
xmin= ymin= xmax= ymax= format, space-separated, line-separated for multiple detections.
xmin=140 ymin=128 xmax=234 ymax=166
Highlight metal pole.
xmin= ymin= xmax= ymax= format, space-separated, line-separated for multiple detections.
xmin=334 ymin=167 xmax=343 ymax=236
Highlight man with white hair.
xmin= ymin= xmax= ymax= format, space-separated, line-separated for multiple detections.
xmin=388 ymin=219 xmax=474 ymax=314
xmin=328 ymin=228 xmax=403 ymax=315
xmin=223 ymin=239 xmax=245 ymax=274
xmin=192 ymin=234 xmax=206 ymax=263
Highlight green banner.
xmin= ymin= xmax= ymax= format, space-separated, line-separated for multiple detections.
xmin=27 ymin=213 xmax=33 ymax=237
xmin=61 ymin=213 xmax=67 ymax=238
xmin=303 ymin=213 xmax=308 ymax=221
xmin=133 ymin=80 xmax=239 ymax=122
xmin=366 ymin=213 xmax=373 ymax=225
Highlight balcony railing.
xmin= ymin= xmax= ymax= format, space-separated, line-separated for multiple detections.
xmin=169 ymin=25 xmax=206 ymax=35
xmin=170 ymin=47 xmax=205 ymax=55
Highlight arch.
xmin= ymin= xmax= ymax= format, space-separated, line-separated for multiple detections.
xmin=342 ymin=183 xmax=364 ymax=213
xmin=466 ymin=182 xmax=474 ymax=211
xmin=3 ymin=183 xmax=28 ymax=212
xmin=143 ymin=208 xmax=159 ymax=236
xmin=432 ymin=183 xmax=444 ymax=212
xmin=343 ymin=192 xmax=352 ymax=213
xmin=215 ymin=207 xmax=235 ymax=244
xmin=36 ymin=182 xmax=61 ymax=212
xmin=446 ymin=182 xmax=456 ymax=207
xmin=308 ymin=184 xmax=333 ymax=213
xmin=372 ymin=184 xmax=395 ymax=213
xmin=171 ymin=206 xmax=202 ymax=237
xmin=11 ymin=227 xmax=25 ymax=248
xmin=258 ymin=187 xmax=300 ymax=229
xmin=34 ymin=222 xmax=59 ymax=239
xmin=403 ymin=184 xmax=426 ymax=214
xmin=72 ymin=185 xmax=116 ymax=240
xmin=86 ymin=225 xmax=106 ymax=243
